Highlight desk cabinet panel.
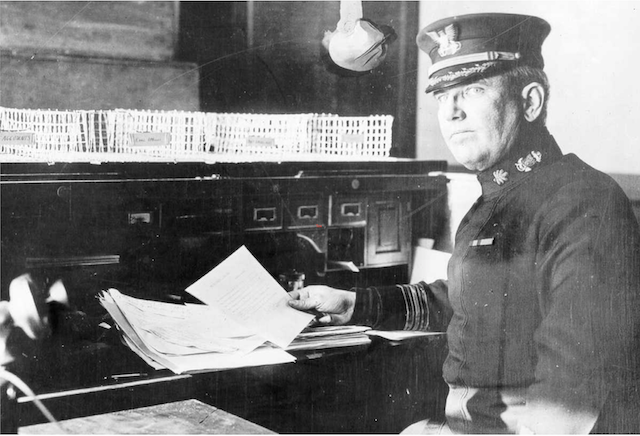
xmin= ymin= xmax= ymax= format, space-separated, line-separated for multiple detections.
xmin=1 ymin=161 xmax=448 ymax=299
xmin=366 ymin=194 xmax=411 ymax=266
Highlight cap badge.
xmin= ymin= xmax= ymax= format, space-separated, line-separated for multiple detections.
xmin=492 ymin=169 xmax=509 ymax=185
xmin=515 ymin=151 xmax=542 ymax=172
xmin=427 ymin=24 xmax=461 ymax=57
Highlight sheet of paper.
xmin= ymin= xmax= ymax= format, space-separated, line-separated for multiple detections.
xmin=121 ymin=326 xmax=295 ymax=374
xmin=112 ymin=290 xmax=256 ymax=337
xmin=100 ymin=291 xmax=295 ymax=374
xmin=186 ymin=246 xmax=315 ymax=348
xmin=285 ymin=335 xmax=371 ymax=351
xmin=108 ymin=289 xmax=263 ymax=354
xmin=99 ymin=292 xmax=178 ymax=371
xmin=296 ymin=325 xmax=371 ymax=338
xmin=410 ymin=247 xmax=451 ymax=284
xmin=135 ymin=324 xmax=266 ymax=357
xmin=121 ymin=334 xmax=165 ymax=370
xmin=163 ymin=345 xmax=296 ymax=374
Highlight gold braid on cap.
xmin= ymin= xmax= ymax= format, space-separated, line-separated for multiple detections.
xmin=428 ymin=51 xmax=520 ymax=77
xmin=428 ymin=61 xmax=497 ymax=87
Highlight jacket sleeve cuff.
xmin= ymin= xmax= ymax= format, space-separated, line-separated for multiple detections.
xmin=349 ymin=285 xmax=414 ymax=330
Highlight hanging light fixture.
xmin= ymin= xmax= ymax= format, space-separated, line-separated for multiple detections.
xmin=323 ymin=0 xmax=395 ymax=72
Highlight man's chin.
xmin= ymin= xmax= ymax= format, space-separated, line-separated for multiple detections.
xmin=460 ymin=158 xmax=493 ymax=172
xmin=451 ymin=154 xmax=482 ymax=172
xmin=461 ymin=163 xmax=482 ymax=172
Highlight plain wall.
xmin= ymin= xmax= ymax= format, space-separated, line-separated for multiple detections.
xmin=416 ymin=1 xmax=640 ymax=177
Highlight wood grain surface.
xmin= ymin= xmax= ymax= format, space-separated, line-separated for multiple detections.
xmin=19 ymin=399 xmax=275 ymax=434
xmin=0 ymin=1 xmax=178 ymax=61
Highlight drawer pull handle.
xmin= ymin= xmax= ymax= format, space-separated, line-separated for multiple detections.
xmin=298 ymin=205 xmax=318 ymax=220
xmin=254 ymin=207 xmax=276 ymax=222
xmin=341 ymin=203 xmax=361 ymax=217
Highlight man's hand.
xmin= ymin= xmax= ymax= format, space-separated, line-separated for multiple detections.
xmin=287 ymin=285 xmax=356 ymax=325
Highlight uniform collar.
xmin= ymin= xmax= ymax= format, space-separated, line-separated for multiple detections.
xmin=477 ymin=127 xmax=563 ymax=196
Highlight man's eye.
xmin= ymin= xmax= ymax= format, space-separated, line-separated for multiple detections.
xmin=463 ymin=86 xmax=484 ymax=97
xmin=434 ymin=93 xmax=448 ymax=103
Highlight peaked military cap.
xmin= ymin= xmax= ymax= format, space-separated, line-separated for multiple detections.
xmin=417 ymin=13 xmax=551 ymax=93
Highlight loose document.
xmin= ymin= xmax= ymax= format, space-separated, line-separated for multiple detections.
xmin=99 ymin=246 xmax=315 ymax=374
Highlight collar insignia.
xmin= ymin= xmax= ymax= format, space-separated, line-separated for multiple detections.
xmin=492 ymin=169 xmax=509 ymax=185
xmin=515 ymin=150 xmax=542 ymax=172
xmin=427 ymin=24 xmax=462 ymax=57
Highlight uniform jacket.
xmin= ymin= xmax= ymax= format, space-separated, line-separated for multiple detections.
xmin=351 ymin=128 xmax=640 ymax=433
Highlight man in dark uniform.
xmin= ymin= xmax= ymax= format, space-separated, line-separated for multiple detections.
xmin=288 ymin=13 xmax=640 ymax=434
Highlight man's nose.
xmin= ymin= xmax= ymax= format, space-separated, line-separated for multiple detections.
xmin=442 ymin=95 xmax=464 ymax=121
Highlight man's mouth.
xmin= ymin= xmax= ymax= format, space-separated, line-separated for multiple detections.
xmin=450 ymin=130 xmax=472 ymax=139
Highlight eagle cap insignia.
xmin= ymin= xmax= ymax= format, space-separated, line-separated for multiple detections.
xmin=427 ymin=24 xmax=462 ymax=57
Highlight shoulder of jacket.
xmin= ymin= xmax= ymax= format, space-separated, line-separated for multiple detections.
xmin=544 ymin=154 xmax=619 ymax=189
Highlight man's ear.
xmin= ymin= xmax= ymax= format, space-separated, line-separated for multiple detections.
xmin=521 ymin=82 xmax=545 ymax=122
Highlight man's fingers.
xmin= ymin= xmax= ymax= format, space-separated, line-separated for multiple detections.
xmin=317 ymin=313 xmax=332 ymax=324
xmin=288 ymin=290 xmax=301 ymax=300
xmin=288 ymin=298 xmax=319 ymax=311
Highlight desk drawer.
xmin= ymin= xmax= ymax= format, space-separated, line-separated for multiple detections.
xmin=243 ymin=195 xmax=283 ymax=231
xmin=285 ymin=195 xmax=326 ymax=229
xmin=329 ymin=195 xmax=367 ymax=226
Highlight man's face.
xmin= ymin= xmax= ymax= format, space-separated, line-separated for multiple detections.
xmin=434 ymin=75 xmax=522 ymax=172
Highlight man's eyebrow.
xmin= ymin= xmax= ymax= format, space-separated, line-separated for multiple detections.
xmin=468 ymin=78 xmax=490 ymax=86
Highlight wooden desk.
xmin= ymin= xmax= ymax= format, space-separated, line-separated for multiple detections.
xmin=10 ymin=335 xmax=448 ymax=434
xmin=1 ymin=160 xmax=450 ymax=433
xmin=19 ymin=399 xmax=274 ymax=434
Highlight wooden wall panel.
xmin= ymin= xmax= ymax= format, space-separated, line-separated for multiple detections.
xmin=0 ymin=1 xmax=179 ymax=61
xmin=0 ymin=52 xmax=199 ymax=111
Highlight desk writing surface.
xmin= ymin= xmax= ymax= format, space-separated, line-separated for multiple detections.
xmin=18 ymin=399 xmax=275 ymax=434
xmin=13 ymin=333 xmax=449 ymax=433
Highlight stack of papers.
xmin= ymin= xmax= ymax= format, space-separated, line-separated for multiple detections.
xmin=285 ymin=325 xmax=372 ymax=351
xmin=99 ymin=246 xmax=315 ymax=374
xmin=365 ymin=330 xmax=445 ymax=342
